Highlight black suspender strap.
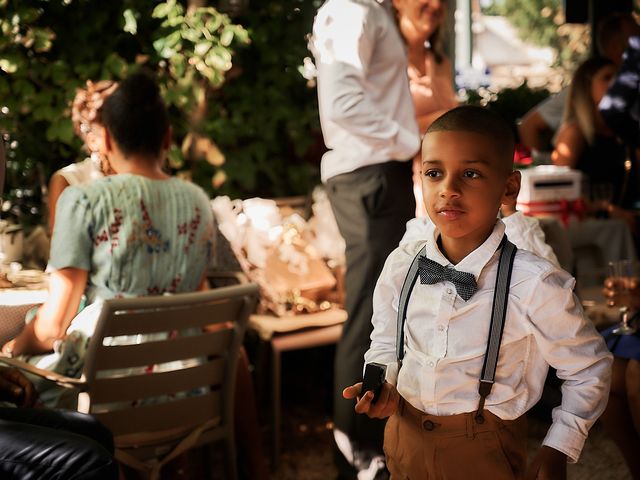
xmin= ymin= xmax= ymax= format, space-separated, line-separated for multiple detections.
xmin=394 ymin=236 xmax=517 ymax=423
xmin=396 ymin=245 xmax=426 ymax=366
xmin=475 ymin=237 xmax=517 ymax=422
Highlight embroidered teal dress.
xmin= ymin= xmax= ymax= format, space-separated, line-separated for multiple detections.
xmin=28 ymin=174 xmax=214 ymax=405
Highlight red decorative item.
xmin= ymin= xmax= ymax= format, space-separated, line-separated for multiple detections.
xmin=518 ymin=198 xmax=586 ymax=226
xmin=513 ymin=143 xmax=533 ymax=167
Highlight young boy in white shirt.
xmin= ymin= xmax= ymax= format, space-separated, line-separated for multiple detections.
xmin=343 ymin=106 xmax=612 ymax=479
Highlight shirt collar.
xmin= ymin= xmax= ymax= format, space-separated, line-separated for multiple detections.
xmin=424 ymin=219 xmax=506 ymax=280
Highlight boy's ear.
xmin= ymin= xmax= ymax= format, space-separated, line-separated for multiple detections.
xmin=502 ymin=170 xmax=521 ymax=207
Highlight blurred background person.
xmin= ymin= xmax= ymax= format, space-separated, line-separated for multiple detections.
xmin=0 ymin=365 xmax=119 ymax=479
xmin=393 ymin=0 xmax=458 ymax=217
xmin=551 ymin=57 xmax=639 ymax=217
xmin=518 ymin=12 xmax=640 ymax=163
xmin=597 ymin=23 xmax=640 ymax=477
xmin=47 ymin=80 xmax=117 ymax=234
xmin=599 ymin=27 xmax=640 ymax=237
xmin=311 ymin=0 xmax=420 ymax=477
xmin=4 ymin=71 xmax=270 ymax=479
xmin=0 ymin=133 xmax=118 ymax=480
xmin=598 ymin=274 xmax=640 ymax=478
xmin=1 ymin=72 xmax=214 ymax=399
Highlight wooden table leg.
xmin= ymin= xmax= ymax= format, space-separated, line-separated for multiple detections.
xmin=269 ymin=324 xmax=343 ymax=468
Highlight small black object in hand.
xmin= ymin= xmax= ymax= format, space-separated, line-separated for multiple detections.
xmin=362 ymin=362 xmax=387 ymax=404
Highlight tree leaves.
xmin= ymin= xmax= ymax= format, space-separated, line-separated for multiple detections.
xmin=0 ymin=0 xmax=321 ymax=213
xmin=123 ymin=9 xmax=138 ymax=35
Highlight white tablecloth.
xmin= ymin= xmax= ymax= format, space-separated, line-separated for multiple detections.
xmin=0 ymin=289 xmax=47 ymax=345
xmin=538 ymin=216 xmax=637 ymax=293
xmin=569 ymin=218 xmax=637 ymax=262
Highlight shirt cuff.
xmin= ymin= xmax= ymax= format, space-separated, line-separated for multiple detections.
xmin=542 ymin=422 xmax=587 ymax=463
xmin=383 ymin=361 xmax=399 ymax=386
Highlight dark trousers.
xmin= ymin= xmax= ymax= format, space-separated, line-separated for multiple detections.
xmin=0 ymin=407 xmax=118 ymax=480
xmin=326 ymin=160 xmax=415 ymax=469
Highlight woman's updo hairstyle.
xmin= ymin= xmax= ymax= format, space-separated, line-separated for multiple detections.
xmin=101 ymin=71 xmax=169 ymax=157
xmin=71 ymin=80 xmax=117 ymax=155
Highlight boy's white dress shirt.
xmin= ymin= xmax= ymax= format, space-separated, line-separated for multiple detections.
xmin=365 ymin=220 xmax=612 ymax=463
xmin=310 ymin=0 xmax=420 ymax=182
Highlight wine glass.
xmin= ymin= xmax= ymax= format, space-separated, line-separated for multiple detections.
xmin=607 ymin=260 xmax=639 ymax=335
xmin=590 ymin=182 xmax=614 ymax=219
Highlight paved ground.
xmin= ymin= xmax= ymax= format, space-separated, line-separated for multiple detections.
xmin=203 ymin=344 xmax=630 ymax=480
xmin=271 ymin=405 xmax=631 ymax=480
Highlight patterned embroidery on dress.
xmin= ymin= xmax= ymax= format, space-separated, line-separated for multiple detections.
xmin=109 ymin=208 xmax=123 ymax=253
xmin=146 ymin=274 xmax=182 ymax=295
xmin=140 ymin=199 xmax=170 ymax=253
xmin=92 ymin=208 xmax=123 ymax=252
xmin=182 ymin=207 xmax=202 ymax=253
xmin=94 ymin=230 xmax=109 ymax=246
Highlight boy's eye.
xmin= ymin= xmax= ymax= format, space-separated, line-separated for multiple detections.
xmin=463 ymin=170 xmax=480 ymax=179
xmin=424 ymin=169 xmax=441 ymax=178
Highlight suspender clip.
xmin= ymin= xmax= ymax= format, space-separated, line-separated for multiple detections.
xmin=475 ymin=379 xmax=494 ymax=423
xmin=478 ymin=379 xmax=493 ymax=398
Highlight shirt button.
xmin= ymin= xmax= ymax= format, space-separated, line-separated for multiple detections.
xmin=423 ymin=420 xmax=435 ymax=431
xmin=428 ymin=361 xmax=434 ymax=368
xmin=437 ymin=325 xmax=445 ymax=332
xmin=446 ymin=288 xmax=452 ymax=295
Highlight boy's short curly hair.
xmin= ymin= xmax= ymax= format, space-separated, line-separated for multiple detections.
xmin=426 ymin=105 xmax=515 ymax=168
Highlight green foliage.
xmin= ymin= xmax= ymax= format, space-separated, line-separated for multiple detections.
xmin=464 ymin=82 xmax=551 ymax=142
xmin=0 ymin=0 xmax=325 ymax=226
xmin=193 ymin=0 xmax=323 ymax=198
xmin=152 ymin=0 xmax=249 ymax=112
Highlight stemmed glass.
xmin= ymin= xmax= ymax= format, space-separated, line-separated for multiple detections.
xmin=607 ymin=260 xmax=639 ymax=335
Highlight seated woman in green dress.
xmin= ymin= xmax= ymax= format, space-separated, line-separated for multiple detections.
xmin=1 ymin=71 xmax=214 ymax=386
xmin=1 ymin=71 xmax=270 ymax=479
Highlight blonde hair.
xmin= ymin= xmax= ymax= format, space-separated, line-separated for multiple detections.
xmin=563 ymin=57 xmax=615 ymax=145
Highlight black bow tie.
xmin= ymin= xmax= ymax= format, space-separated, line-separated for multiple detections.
xmin=418 ymin=256 xmax=477 ymax=301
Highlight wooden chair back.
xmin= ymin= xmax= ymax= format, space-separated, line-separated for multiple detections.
xmin=78 ymin=284 xmax=258 ymax=480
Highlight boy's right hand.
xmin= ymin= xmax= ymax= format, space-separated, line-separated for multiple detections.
xmin=342 ymin=381 xmax=399 ymax=419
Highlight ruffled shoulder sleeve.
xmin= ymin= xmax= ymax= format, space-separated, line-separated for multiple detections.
xmin=49 ymin=186 xmax=93 ymax=271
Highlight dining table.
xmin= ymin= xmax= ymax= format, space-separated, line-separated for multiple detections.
xmin=536 ymin=215 xmax=636 ymax=330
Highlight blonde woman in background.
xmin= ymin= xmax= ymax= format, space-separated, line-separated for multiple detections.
xmin=393 ymin=0 xmax=457 ymax=217
xmin=47 ymin=80 xmax=117 ymax=234
xmin=551 ymin=57 xmax=636 ymax=208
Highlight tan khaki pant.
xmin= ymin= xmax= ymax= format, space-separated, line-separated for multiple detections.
xmin=383 ymin=398 xmax=527 ymax=480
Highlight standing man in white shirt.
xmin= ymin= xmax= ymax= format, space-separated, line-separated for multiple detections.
xmin=311 ymin=1 xmax=420 ymax=478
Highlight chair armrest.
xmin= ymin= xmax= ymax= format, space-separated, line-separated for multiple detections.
xmin=0 ymin=354 xmax=86 ymax=390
